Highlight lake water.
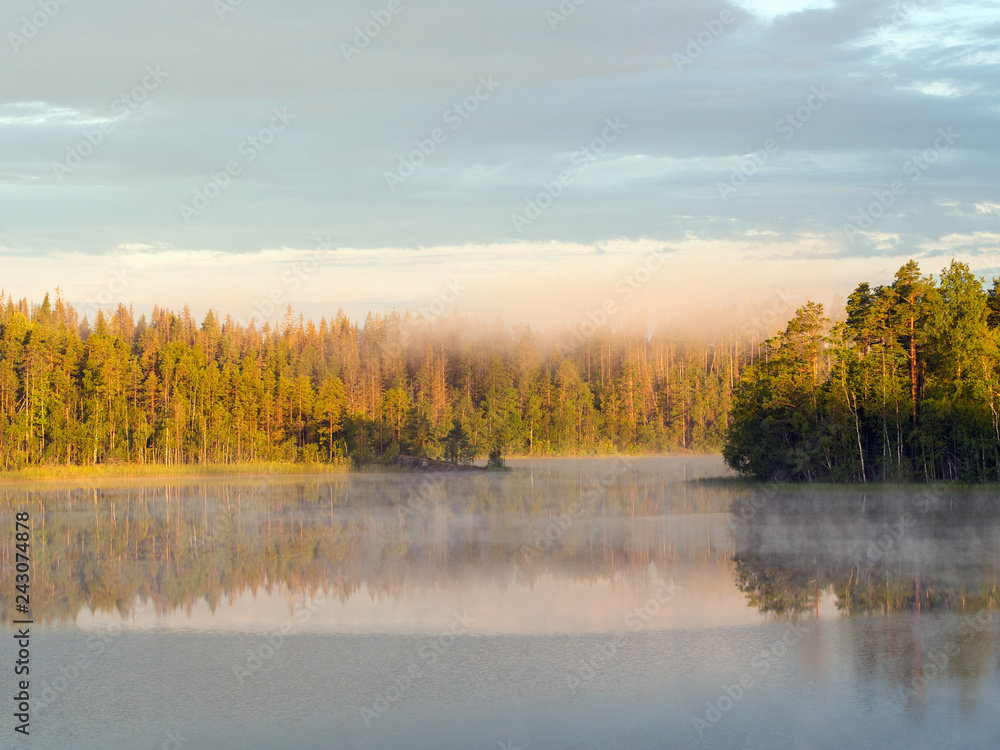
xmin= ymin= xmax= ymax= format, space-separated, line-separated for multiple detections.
xmin=2 ymin=457 xmax=999 ymax=749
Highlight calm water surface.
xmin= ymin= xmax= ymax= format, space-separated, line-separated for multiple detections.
xmin=1 ymin=457 xmax=999 ymax=749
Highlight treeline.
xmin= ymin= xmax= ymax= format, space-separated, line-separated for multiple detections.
xmin=724 ymin=259 xmax=1000 ymax=482
xmin=0 ymin=291 xmax=783 ymax=469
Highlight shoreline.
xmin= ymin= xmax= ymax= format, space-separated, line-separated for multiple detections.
xmin=3 ymin=456 xmax=994 ymax=488
xmin=0 ymin=461 xmax=353 ymax=484
xmin=0 ymin=453 xmax=725 ymax=483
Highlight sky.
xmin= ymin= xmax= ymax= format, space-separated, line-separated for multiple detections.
xmin=1 ymin=0 xmax=998 ymax=328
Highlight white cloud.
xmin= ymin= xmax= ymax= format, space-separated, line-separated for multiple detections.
xmin=0 ymin=0 xmax=995 ymax=306
xmin=0 ymin=101 xmax=114 ymax=127
xmin=730 ymin=0 xmax=835 ymax=21
xmin=903 ymin=81 xmax=966 ymax=98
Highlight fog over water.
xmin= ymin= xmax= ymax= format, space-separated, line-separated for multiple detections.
xmin=2 ymin=457 xmax=999 ymax=749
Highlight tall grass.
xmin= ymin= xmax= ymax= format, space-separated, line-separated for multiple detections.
xmin=0 ymin=461 xmax=352 ymax=483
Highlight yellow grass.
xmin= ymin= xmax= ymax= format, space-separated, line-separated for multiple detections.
xmin=0 ymin=461 xmax=352 ymax=483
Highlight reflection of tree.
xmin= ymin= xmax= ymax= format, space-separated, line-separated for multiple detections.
xmin=735 ymin=553 xmax=1000 ymax=616
xmin=834 ymin=570 xmax=1000 ymax=615
xmin=731 ymin=502 xmax=1000 ymax=715
xmin=733 ymin=554 xmax=819 ymax=614
xmin=730 ymin=493 xmax=1000 ymax=616
xmin=0 ymin=470 xmax=736 ymax=624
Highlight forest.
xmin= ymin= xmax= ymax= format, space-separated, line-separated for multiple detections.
xmin=7 ymin=257 xmax=995 ymax=480
xmin=724 ymin=259 xmax=1000 ymax=482
xmin=0 ymin=289 xmax=770 ymax=470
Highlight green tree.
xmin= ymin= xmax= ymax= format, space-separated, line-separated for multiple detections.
xmin=315 ymin=376 xmax=347 ymax=462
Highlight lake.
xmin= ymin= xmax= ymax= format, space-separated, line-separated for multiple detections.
xmin=2 ymin=457 xmax=999 ymax=749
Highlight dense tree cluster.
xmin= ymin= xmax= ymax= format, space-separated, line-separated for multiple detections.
xmin=724 ymin=260 xmax=1000 ymax=482
xmin=0 ymin=291 xmax=762 ymax=469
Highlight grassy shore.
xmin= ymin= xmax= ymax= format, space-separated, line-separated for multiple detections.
xmin=0 ymin=453 xmax=718 ymax=483
xmin=0 ymin=461 xmax=353 ymax=483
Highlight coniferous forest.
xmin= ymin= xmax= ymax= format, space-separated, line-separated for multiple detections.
xmin=6 ymin=258 xmax=999 ymax=481
xmin=724 ymin=260 xmax=1000 ymax=483
xmin=0 ymin=290 xmax=762 ymax=470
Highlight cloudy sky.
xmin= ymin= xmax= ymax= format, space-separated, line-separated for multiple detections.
xmin=1 ymin=0 xmax=997 ymax=327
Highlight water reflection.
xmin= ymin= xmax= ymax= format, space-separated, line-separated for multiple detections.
xmin=2 ymin=459 xmax=1000 ymax=748
xmin=0 ymin=457 xmax=740 ymax=628
xmin=729 ymin=487 xmax=1000 ymax=720
xmin=730 ymin=488 xmax=1000 ymax=615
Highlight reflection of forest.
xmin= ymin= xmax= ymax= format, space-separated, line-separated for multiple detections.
xmin=731 ymin=491 xmax=1000 ymax=615
xmin=0 ymin=465 xmax=737 ymax=624
xmin=731 ymin=491 xmax=1000 ymax=712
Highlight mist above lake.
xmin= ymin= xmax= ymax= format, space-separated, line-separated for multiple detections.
xmin=2 ymin=457 xmax=998 ymax=749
